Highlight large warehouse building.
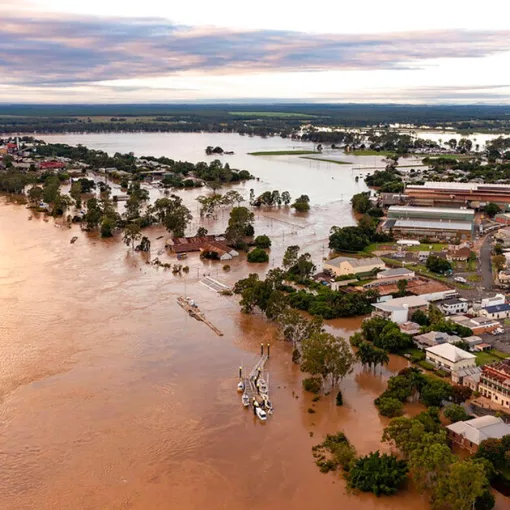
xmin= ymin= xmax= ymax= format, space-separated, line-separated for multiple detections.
xmin=406 ymin=182 xmax=510 ymax=208
xmin=382 ymin=206 xmax=475 ymax=240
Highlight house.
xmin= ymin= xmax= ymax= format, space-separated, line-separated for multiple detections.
xmin=473 ymin=343 xmax=493 ymax=352
xmin=425 ymin=343 xmax=476 ymax=374
xmin=454 ymin=366 xmax=482 ymax=386
xmin=323 ymin=256 xmax=385 ymax=277
xmin=166 ymin=235 xmax=238 ymax=260
xmin=479 ymin=303 xmax=510 ymax=320
xmin=450 ymin=315 xmax=501 ymax=335
xmin=201 ymin=241 xmax=239 ymax=261
xmin=418 ymin=251 xmax=431 ymax=261
xmin=376 ymin=267 xmax=415 ymax=281
xmin=462 ymin=367 xmax=483 ymax=390
xmin=481 ymin=294 xmax=506 ymax=309
xmin=372 ymin=295 xmax=428 ymax=324
xmin=399 ymin=321 xmax=421 ymax=336
xmin=436 ymin=297 xmax=470 ymax=315
xmin=462 ymin=335 xmax=484 ymax=350
xmin=498 ymin=270 xmax=510 ymax=285
xmin=478 ymin=360 xmax=510 ymax=409
xmin=446 ymin=247 xmax=472 ymax=262
xmin=447 ymin=416 xmax=510 ymax=453
xmin=414 ymin=331 xmax=461 ymax=350
xmin=39 ymin=161 xmax=66 ymax=170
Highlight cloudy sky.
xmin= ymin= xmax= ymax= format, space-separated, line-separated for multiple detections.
xmin=1 ymin=0 xmax=510 ymax=103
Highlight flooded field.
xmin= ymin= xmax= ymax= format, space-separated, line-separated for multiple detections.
xmin=0 ymin=133 xmax=508 ymax=509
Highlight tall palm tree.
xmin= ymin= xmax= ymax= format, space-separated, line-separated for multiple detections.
xmin=373 ymin=348 xmax=390 ymax=373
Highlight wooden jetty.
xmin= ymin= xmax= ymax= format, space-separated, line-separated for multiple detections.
xmin=176 ymin=296 xmax=223 ymax=336
xmin=240 ymin=343 xmax=271 ymax=408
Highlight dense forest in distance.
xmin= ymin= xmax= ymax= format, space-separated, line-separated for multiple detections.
xmin=1 ymin=103 xmax=510 ymax=135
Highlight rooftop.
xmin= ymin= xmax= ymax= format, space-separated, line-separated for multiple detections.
xmin=388 ymin=205 xmax=475 ymax=216
xmin=484 ymin=304 xmax=510 ymax=314
xmin=425 ymin=343 xmax=476 ymax=362
xmin=407 ymin=182 xmax=510 ymax=191
xmin=393 ymin=219 xmax=474 ymax=231
xmin=447 ymin=416 xmax=510 ymax=446
xmin=325 ymin=255 xmax=384 ymax=269
xmin=377 ymin=268 xmax=415 ymax=278
xmin=373 ymin=295 xmax=428 ymax=312
xmin=437 ymin=297 xmax=468 ymax=306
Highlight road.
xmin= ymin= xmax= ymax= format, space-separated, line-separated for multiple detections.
xmin=480 ymin=234 xmax=494 ymax=290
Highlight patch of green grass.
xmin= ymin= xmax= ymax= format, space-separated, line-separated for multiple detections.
xmin=417 ymin=360 xmax=436 ymax=371
xmin=229 ymin=111 xmax=317 ymax=118
xmin=491 ymin=349 xmax=510 ymax=360
xmin=407 ymin=243 xmax=447 ymax=252
xmin=248 ymin=150 xmax=319 ymax=156
xmin=364 ymin=243 xmax=398 ymax=254
xmin=475 ymin=352 xmax=502 ymax=366
xmin=467 ymin=274 xmax=482 ymax=282
xmin=300 ymin=157 xmax=350 ymax=165
xmin=351 ymin=149 xmax=396 ymax=156
xmin=504 ymin=319 xmax=510 ymax=326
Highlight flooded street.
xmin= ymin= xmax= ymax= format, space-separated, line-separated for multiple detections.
xmin=0 ymin=134 xmax=507 ymax=509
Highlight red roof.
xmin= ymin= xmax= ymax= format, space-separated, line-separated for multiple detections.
xmin=39 ymin=161 xmax=66 ymax=169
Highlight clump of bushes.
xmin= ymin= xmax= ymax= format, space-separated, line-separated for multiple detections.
xmin=303 ymin=376 xmax=322 ymax=394
xmin=254 ymin=235 xmax=272 ymax=249
xmin=375 ymin=397 xmax=403 ymax=418
xmin=247 ymin=248 xmax=269 ymax=263
xmin=336 ymin=390 xmax=343 ymax=406
xmin=312 ymin=432 xmax=356 ymax=473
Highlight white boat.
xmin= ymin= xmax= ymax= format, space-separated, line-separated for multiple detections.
xmin=237 ymin=380 xmax=244 ymax=392
xmin=242 ymin=393 xmax=250 ymax=407
xmin=258 ymin=377 xmax=268 ymax=395
xmin=255 ymin=407 xmax=267 ymax=421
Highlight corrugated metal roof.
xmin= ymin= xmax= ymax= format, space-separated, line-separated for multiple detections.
xmin=388 ymin=205 xmax=475 ymax=216
xmin=393 ymin=219 xmax=473 ymax=231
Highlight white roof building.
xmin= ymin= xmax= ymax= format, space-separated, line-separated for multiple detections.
xmin=425 ymin=343 xmax=476 ymax=375
xmin=372 ymin=296 xmax=428 ymax=324
xmin=447 ymin=416 xmax=510 ymax=449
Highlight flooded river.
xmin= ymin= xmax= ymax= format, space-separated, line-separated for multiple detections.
xmin=0 ymin=134 xmax=507 ymax=509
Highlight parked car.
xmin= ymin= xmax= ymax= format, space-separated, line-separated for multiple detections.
xmin=454 ymin=276 xmax=467 ymax=283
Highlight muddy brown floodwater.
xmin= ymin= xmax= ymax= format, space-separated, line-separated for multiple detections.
xmin=1 ymin=189 xmax=509 ymax=508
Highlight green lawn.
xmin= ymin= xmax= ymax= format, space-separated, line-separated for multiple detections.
xmin=248 ymin=150 xmax=319 ymax=156
xmin=229 ymin=111 xmax=316 ymax=118
xmin=364 ymin=243 xmax=398 ymax=254
xmin=467 ymin=274 xmax=481 ymax=282
xmin=300 ymin=157 xmax=350 ymax=165
xmin=351 ymin=149 xmax=396 ymax=156
xmin=475 ymin=352 xmax=503 ymax=366
xmin=418 ymin=154 xmax=475 ymax=160
xmin=407 ymin=243 xmax=447 ymax=252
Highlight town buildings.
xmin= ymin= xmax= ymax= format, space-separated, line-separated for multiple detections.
xmin=447 ymin=416 xmax=510 ymax=453
xmin=425 ymin=343 xmax=476 ymax=373
xmin=450 ymin=315 xmax=501 ymax=335
xmin=406 ymin=182 xmax=510 ymax=208
xmin=414 ymin=331 xmax=461 ymax=350
xmin=478 ymin=360 xmax=510 ymax=409
xmin=166 ymin=236 xmax=239 ymax=261
xmin=479 ymin=303 xmax=510 ymax=320
xmin=436 ymin=297 xmax=470 ymax=315
xmin=382 ymin=205 xmax=475 ymax=240
xmin=323 ymin=256 xmax=385 ymax=277
xmin=372 ymin=295 xmax=428 ymax=324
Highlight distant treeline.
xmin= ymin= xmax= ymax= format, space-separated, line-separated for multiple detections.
xmin=1 ymin=103 xmax=510 ymax=135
